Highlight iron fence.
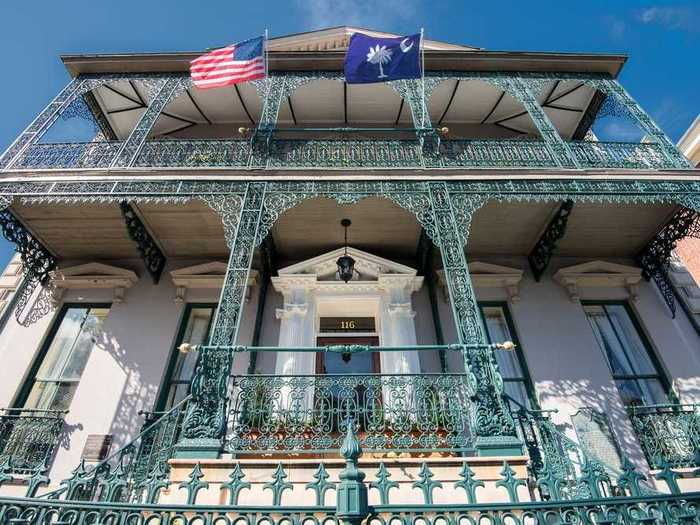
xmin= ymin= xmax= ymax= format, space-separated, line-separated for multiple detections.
xmin=0 ymin=408 xmax=65 ymax=476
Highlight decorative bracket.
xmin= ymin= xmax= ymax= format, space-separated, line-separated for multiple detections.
xmin=636 ymin=206 xmax=700 ymax=317
xmin=119 ymin=201 xmax=166 ymax=284
xmin=528 ymin=199 xmax=574 ymax=282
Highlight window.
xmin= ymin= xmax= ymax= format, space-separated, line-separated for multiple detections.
xmin=583 ymin=303 xmax=670 ymax=407
xmin=21 ymin=305 xmax=110 ymax=411
xmin=479 ymin=303 xmax=534 ymax=409
xmin=158 ymin=305 xmax=216 ymax=410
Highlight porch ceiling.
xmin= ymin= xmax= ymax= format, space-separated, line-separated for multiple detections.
xmin=10 ymin=197 xmax=677 ymax=266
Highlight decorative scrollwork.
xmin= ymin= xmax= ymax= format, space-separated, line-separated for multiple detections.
xmin=528 ymin=199 xmax=574 ymax=281
xmin=119 ymin=201 xmax=166 ymax=284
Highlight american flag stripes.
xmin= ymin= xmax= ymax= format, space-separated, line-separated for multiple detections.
xmin=190 ymin=36 xmax=265 ymax=89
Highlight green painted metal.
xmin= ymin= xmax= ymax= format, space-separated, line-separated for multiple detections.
xmin=1 ymin=72 xmax=692 ymax=171
xmin=222 ymin=463 xmax=251 ymax=505
xmin=119 ymin=201 xmax=166 ymax=284
xmin=306 ymin=464 xmax=336 ymax=506
xmin=627 ymin=403 xmax=700 ymax=469
xmin=178 ymin=463 xmax=209 ymax=505
xmin=336 ymin=421 xmax=368 ymax=525
xmin=412 ymin=463 xmax=442 ymax=504
xmin=0 ymin=408 xmax=65 ymax=477
xmin=369 ymin=463 xmax=398 ymax=505
xmin=495 ymin=461 xmax=527 ymax=503
xmin=454 ymin=462 xmax=485 ymax=504
xmin=263 ymin=463 xmax=293 ymax=506
xmin=226 ymin=371 xmax=474 ymax=454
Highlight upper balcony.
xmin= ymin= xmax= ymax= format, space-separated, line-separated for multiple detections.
xmin=0 ymin=27 xmax=692 ymax=175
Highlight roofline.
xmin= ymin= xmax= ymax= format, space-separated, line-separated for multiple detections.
xmin=678 ymin=113 xmax=700 ymax=148
xmin=61 ymin=49 xmax=628 ymax=77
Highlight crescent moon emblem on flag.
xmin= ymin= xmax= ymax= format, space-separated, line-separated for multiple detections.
xmin=400 ymin=38 xmax=414 ymax=53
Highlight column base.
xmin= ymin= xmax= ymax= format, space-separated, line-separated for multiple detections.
xmin=475 ymin=436 xmax=523 ymax=457
xmin=173 ymin=438 xmax=222 ymax=459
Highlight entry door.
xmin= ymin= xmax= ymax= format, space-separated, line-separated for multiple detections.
xmin=315 ymin=336 xmax=380 ymax=374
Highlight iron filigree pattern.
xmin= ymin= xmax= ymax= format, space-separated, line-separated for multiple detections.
xmin=12 ymin=142 xmax=122 ymax=170
xmin=200 ymin=194 xmax=244 ymax=248
xmin=627 ymin=404 xmax=700 ymax=469
xmin=133 ymin=139 xmax=251 ymax=168
xmin=178 ymin=346 xmax=234 ymax=446
xmin=119 ymin=201 xmax=166 ymax=284
xmin=225 ymin=373 xmax=474 ymax=454
xmin=0 ymin=408 xmax=65 ymax=475
xmin=111 ymin=77 xmax=185 ymax=168
xmin=528 ymin=199 xmax=575 ymax=281
xmin=636 ymin=206 xmax=700 ymax=317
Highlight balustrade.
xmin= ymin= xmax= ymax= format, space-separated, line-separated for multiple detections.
xmin=627 ymin=403 xmax=700 ymax=469
xmin=7 ymin=138 xmax=682 ymax=170
xmin=0 ymin=408 xmax=65 ymax=476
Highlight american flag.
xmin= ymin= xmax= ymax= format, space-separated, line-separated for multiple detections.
xmin=190 ymin=36 xmax=265 ymax=89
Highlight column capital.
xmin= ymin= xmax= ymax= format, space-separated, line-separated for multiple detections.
xmin=275 ymin=303 xmax=309 ymax=320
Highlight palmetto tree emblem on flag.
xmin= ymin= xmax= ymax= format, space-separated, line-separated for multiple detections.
xmin=366 ymin=45 xmax=393 ymax=79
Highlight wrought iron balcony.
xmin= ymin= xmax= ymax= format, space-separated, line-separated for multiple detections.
xmin=226 ymin=372 xmax=474 ymax=455
xmin=6 ymin=138 xmax=681 ymax=171
xmin=627 ymin=403 xmax=700 ymax=469
xmin=0 ymin=408 xmax=65 ymax=476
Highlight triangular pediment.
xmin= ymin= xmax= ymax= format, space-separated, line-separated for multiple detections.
xmin=555 ymin=261 xmax=642 ymax=277
xmin=170 ymin=261 xmax=228 ymax=277
xmin=55 ymin=262 xmax=138 ymax=280
xmin=268 ymin=26 xmax=478 ymax=52
xmin=278 ymin=247 xmax=416 ymax=281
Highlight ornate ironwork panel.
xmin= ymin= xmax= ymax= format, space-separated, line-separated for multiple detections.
xmin=12 ymin=142 xmax=122 ymax=170
xmin=0 ymin=78 xmax=85 ymax=170
xmin=133 ymin=139 xmax=251 ymax=168
xmin=569 ymin=141 xmax=671 ymax=169
xmin=0 ymin=409 xmax=65 ymax=475
xmin=118 ymin=202 xmax=166 ymax=284
xmin=627 ymin=404 xmax=700 ymax=469
xmin=636 ymin=206 xmax=700 ymax=317
xmin=225 ymin=373 xmax=473 ymax=455
xmin=528 ymin=199 xmax=574 ymax=281
xmin=111 ymin=77 xmax=185 ymax=168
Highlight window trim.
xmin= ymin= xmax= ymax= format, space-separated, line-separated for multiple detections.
xmin=581 ymin=300 xmax=677 ymax=405
xmin=154 ymin=302 xmax=217 ymax=412
xmin=13 ymin=302 xmax=112 ymax=408
xmin=477 ymin=301 xmax=538 ymax=409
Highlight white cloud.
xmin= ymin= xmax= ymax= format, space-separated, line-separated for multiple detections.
xmin=292 ymin=0 xmax=419 ymax=30
xmin=603 ymin=15 xmax=627 ymax=41
xmin=635 ymin=6 xmax=699 ymax=32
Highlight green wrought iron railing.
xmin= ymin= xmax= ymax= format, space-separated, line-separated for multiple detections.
xmin=7 ymin=138 xmax=681 ymax=170
xmin=0 ymin=408 xmax=65 ymax=476
xmin=627 ymin=403 xmax=700 ymax=469
xmin=226 ymin=372 xmax=474 ymax=455
xmin=35 ymin=396 xmax=190 ymax=502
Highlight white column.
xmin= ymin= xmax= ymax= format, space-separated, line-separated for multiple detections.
xmin=272 ymin=277 xmax=317 ymax=421
xmin=378 ymin=275 xmax=423 ymax=422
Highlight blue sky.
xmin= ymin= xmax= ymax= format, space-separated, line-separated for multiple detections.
xmin=0 ymin=0 xmax=698 ymax=268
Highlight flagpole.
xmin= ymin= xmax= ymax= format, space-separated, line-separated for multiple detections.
xmin=264 ymin=28 xmax=269 ymax=79
xmin=420 ymin=27 xmax=426 ymax=129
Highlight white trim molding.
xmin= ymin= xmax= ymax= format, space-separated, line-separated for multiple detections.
xmin=170 ymin=261 xmax=258 ymax=303
xmin=553 ymin=260 xmax=642 ymax=303
xmin=52 ymin=262 xmax=139 ymax=303
xmin=437 ymin=261 xmax=524 ymax=302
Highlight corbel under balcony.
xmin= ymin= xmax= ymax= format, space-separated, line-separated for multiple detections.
xmin=553 ymin=260 xmax=642 ymax=303
xmin=51 ymin=262 xmax=139 ymax=303
xmin=436 ymin=262 xmax=524 ymax=303
xmin=169 ymin=262 xmax=258 ymax=303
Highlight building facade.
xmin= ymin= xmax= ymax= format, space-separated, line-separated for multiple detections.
xmin=0 ymin=26 xmax=700 ymax=522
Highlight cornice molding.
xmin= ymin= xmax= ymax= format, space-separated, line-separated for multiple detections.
xmin=553 ymin=260 xmax=642 ymax=303
xmin=52 ymin=262 xmax=139 ymax=303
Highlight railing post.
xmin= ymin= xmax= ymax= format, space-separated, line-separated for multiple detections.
xmin=335 ymin=421 xmax=368 ymax=525
xmin=428 ymin=182 xmax=522 ymax=456
xmin=175 ymin=183 xmax=266 ymax=458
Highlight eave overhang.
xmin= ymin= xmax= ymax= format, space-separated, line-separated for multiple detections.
xmin=60 ymin=50 xmax=627 ymax=78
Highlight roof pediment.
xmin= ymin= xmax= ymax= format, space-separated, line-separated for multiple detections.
xmin=278 ymin=247 xmax=417 ymax=281
xmin=267 ymin=26 xmax=478 ymax=52
xmin=52 ymin=262 xmax=139 ymax=303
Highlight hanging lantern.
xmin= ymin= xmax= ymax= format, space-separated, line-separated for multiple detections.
xmin=336 ymin=218 xmax=356 ymax=283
